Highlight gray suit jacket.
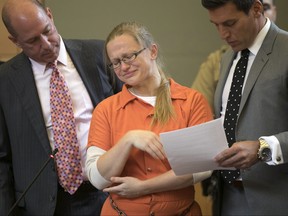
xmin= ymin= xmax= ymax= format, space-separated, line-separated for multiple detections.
xmin=0 ymin=39 xmax=122 ymax=215
xmin=214 ymin=23 xmax=288 ymax=215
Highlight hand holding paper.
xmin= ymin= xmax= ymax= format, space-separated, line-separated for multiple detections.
xmin=160 ymin=118 xmax=235 ymax=175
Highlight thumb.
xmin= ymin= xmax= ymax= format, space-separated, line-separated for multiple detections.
xmin=110 ymin=176 xmax=125 ymax=184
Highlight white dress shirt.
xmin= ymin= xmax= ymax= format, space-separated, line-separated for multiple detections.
xmin=31 ymin=36 xmax=94 ymax=180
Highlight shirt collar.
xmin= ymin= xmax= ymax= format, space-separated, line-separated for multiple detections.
xmin=169 ymin=78 xmax=188 ymax=100
xmin=118 ymin=85 xmax=138 ymax=109
xmin=118 ymin=78 xmax=187 ymax=109
xmin=57 ymin=36 xmax=67 ymax=66
xmin=248 ymin=18 xmax=271 ymax=56
xmin=29 ymin=36 xmax=67 ymax=74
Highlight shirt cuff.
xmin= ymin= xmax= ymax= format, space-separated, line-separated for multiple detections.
xmin=85 ymin=146 xmax=112 ymax=189
xmin=192 ymin=170 xmax=212 ymax=184
xmin=259 ymin=136 xmax=284 ymax=165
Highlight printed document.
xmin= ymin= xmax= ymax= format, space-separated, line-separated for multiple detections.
xmin=160 ymin=118 xmax=234 ymax=175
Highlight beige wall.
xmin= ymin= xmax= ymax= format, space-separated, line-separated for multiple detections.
xmin=1 ymin=0 xmax=288 ymax=86
xmin=45 ymin=0 xmax=288 ymax=87
xmin=45 ymin=0 xmax=223 ymax=87
xmin=0 ymin=0 xmax=20 ymax=61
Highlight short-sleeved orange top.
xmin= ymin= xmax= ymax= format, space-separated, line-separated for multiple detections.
xmin=87 ymin=78 xmax=213 ymax=214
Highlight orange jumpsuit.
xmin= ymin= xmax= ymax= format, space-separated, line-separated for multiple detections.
xmin=88 ymin=79 xmax=213 ymax=215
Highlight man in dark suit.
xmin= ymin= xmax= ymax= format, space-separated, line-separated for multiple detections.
xmin=0 ymin=0 xmax=122 ymax=215
xmin=202 ymin=0 xmax=288 ymax=215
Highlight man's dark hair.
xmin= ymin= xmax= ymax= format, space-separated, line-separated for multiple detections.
xmin=201 ymin=0 xmax=260 ymax=15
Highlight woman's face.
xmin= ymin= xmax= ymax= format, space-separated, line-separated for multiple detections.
xmin=106 ymin=34 xmax=158 ymax=87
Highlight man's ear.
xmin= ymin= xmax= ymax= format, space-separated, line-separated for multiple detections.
xmin=46 ymin=7 xmax=54 ymax=21
xmin=253 ymin=0 xmax=263 ymax=17
xmin=8 ymin=35 xmax=21 ymax=47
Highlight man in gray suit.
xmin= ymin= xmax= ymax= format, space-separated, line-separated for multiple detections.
xmin=202 ymin=0 xmax=288 ymax=215
xmin=0 ymin=0 xmax=122 ymax=215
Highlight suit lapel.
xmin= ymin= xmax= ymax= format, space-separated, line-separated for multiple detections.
xmin=8 ymin=53 xmax=51 ymax=154
xmin=214 ymin=49 xmax=235 ymax=117
xmin=239 ymin=51 xmax=269 ymax=114
xmin=239 ymin=24 xmax=277 ymax=115
xmin=64 ymin=40 xmax=105 ymax=107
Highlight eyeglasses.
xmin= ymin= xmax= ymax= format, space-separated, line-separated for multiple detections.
xmin=108 ymin=47 xmax=146 ymax=70
xmin=263 ymin=3 xmax=271 ymax=11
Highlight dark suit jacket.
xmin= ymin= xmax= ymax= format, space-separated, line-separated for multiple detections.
xmin=0 ymin=39 xmax=122 ymax=215
xmin=214 ymin=22 xmax=288 ymax=215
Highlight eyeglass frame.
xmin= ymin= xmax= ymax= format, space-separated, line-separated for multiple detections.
xmin=108 ymin=47 xmax=146 ymax=70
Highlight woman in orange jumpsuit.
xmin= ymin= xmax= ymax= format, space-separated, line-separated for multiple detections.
xmin=86 ymin=21 xmax=213 ymax=216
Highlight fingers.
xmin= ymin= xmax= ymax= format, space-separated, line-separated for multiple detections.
xmin=145 ymin=136 xmax=166 ymax=160
xmin=103 ymin=177 xmax=141 ymax=198
xmin=103 ymin=177 xmax=123 ymax=193
xmin=221 ymin=155 xmax=241 ymax=167
xmin=215 ymin=143 xmax=244 ymax=166
xmin=103 ymin=184 xmax=120 ymax=193
xmin=215 ymin=141 xmax=259 ymax=169
xmin=127 ymin=130 xmax=166 ymax=160
xmin=215 ymin=146 xmax=237 ymax=164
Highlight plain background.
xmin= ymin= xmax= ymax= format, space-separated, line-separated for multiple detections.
xmin=46 ymin=0 xmax=288 ymax=87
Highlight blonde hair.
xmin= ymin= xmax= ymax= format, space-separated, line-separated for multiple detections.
xmin=105 ymin=21 xmax=175 ymax=126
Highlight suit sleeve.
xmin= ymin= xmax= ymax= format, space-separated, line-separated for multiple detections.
xmin=0 ymin=104 xmax=16 ymax=215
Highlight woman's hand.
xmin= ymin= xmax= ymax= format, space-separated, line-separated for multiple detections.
xmin=103 ymin=176 xmax=145 ymax=198
xmin=122 ymin=130 xmax=166 ymax=160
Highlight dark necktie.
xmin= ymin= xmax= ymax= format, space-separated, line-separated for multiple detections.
xmin=221 ymin=49 xmax=250 ymax=183
xmin=48 ymin=61 xmax=83 ymax=194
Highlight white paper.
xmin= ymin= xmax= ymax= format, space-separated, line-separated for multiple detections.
xmin=160 ymin=118 xmax=234 ymax=175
